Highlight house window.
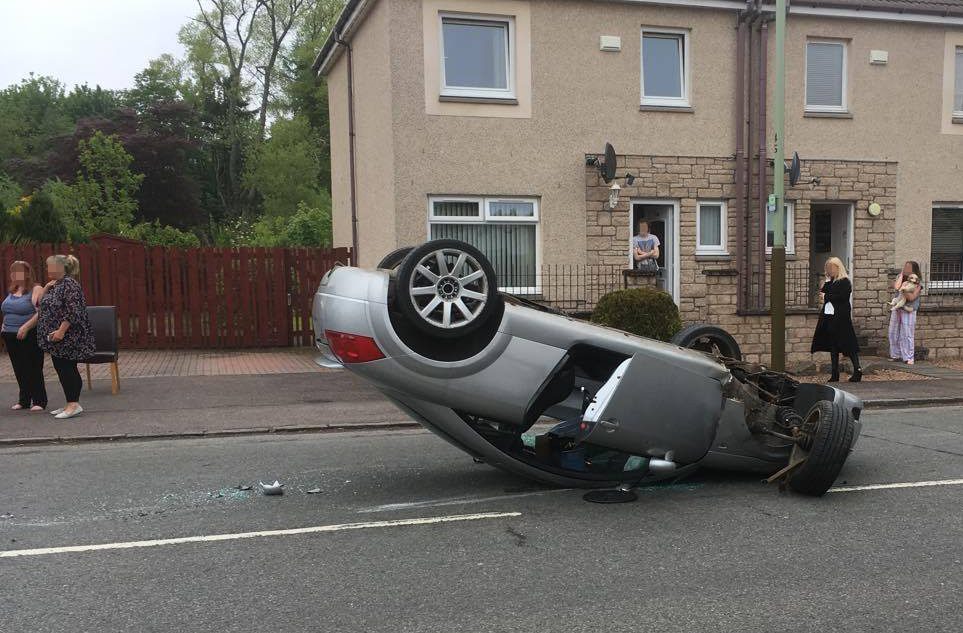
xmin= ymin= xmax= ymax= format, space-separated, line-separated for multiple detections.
xmin=955 ymin=48 xmax=963 ymax=116
xmin=931 ymin=206 xmax=963 ymax=288
xmin=696 ymin=201 xmax=727 ymax=254
xmin=766 ymin=202 xmax=796 ymax=255
xmin=429 ymin=197 xmax=538 ymax=292
xmin=806 ymin=40 xmax=847 ymax=112
xmin=641 ymin=29 xmax=689 ymax=107
xmin=440 ymin=15 xmax=514 ymax=99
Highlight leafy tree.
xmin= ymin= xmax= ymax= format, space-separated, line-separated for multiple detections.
xmin=0 ymin=172 xmax=22 ymax=211
xmin=41 ymin=179 xmax=93 ymax=243
xmin=71 ymin=131 xmax=145 ymax=234
xmin=124 ymin=55 xmax=189 ymax=114
xmin=0 ymin=75 xmax=73 ymax=160
xmin=16 ymin=189 xmax=68 ymax=243
xmin=63 ymin=84 xmax=120 ymax=121
xmin=243 ymin=115 xmax=325 ymax=217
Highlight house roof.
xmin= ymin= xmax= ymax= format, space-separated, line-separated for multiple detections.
xmin=313 ymin=0 xmax=963 ymax=76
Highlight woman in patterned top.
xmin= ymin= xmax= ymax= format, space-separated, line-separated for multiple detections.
xmin=37 ymin=254 xmax=95 ymax=419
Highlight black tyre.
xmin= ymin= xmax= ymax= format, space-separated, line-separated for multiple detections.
xmin=789 ymin=400 xmax=856 ymax=496
xmin=671 ymin=323 xmax=742 ymax=360
xmin=395 ymin=239 xmax=501 ymax=339
xmin=377 ymin=247 xmax=414 ymax=270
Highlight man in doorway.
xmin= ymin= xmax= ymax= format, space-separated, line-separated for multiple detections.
xmin=632 ymin=220 xmax=660 ymax=272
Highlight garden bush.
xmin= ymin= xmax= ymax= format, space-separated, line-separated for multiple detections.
xmin=591 ymin=287 xmax=682 ymax=342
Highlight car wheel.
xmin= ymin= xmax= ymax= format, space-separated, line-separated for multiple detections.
xmin=671 ymin=324 xmax=742 ymax=360
xmin=377 ymin=247 xmax=414 ymax=270
xmin=789 ymin=400 xmax=856 ymax=496
xmin=395 ymin=239 xmax=501 ymax=339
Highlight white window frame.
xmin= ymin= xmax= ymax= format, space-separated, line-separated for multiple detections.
xmin=954 ymin=47 xmax=963 ymax=117
xmin=766 ymin=201 xmax=796 ymax=255
xmin=805 ymin=39 xmax=848 ymax=113
xmin=427 ymin=196 xmax=540 ymax=294
xmin=929 ymin=204 xmax=963 ymax=291
xmin=439 ymin=13 xmax=516 ymax=100
xmin=695 ymin=200 xmax=728 ymax=255
xmin=640 ymin=28 xmax=690 ymax=108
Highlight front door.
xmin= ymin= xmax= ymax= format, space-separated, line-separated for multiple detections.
xmin=631 ymin=201 xmax=678 ymax=301
xmin=809 ymin=203 xmax=854 ymax=301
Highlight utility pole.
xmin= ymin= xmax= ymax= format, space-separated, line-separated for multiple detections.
xmin=770 ymin=0 xmax=787 ymax=370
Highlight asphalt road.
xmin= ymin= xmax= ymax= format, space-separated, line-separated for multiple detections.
xmin=1 ymin=406 xmax=961 ymax=633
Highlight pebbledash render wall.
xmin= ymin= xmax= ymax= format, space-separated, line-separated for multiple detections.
xmin=588 ymin=155 xmax=900 ymax=365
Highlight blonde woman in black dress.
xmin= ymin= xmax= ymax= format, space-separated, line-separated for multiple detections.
xmin=37 ymin=255 xmax=95 ymax=419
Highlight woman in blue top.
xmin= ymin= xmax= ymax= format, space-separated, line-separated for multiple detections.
xmin=1 ymin=261 xmax=47 ymax=411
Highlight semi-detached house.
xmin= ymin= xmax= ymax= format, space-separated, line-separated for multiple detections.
xmin=315 ymin=0 xmax=963 ymax=364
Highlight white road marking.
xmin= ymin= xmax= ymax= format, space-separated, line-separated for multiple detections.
xmin=829 ymin=478 xmax=963 ymax=493
xmin=0 ymin=512 xmax=521 ymax=559
xmin=358 ymin=488 xmax=573 ymax=513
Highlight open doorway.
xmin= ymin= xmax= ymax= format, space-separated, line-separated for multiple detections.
xmin=631 ymin=200 xmax=679 ymax=302
xmin=809 ymin=202 xmax=854 ymax=298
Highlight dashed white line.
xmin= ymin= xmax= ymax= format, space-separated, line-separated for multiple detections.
xmin=0 ymin=511 xmax=522 ymax=558
xmin=829 ymin=478 xmax=963 ymax=493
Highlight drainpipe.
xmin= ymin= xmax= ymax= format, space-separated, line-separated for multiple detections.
xmin=734 ymin=12 xmax=748 ymax=312
xmin=337 ymin=37 xmax=360 ymax=266
xmin=757 ymin=18 xmax=770 ymax=307
xmin=744 ymin=4 xmax=761 ymax=308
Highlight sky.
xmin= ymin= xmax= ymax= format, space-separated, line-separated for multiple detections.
xmin=0 ymin=0 xmax=200 ymax=91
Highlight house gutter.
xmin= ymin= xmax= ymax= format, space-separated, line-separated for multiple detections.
xmin=312 ymin=0 xmax=375 ymax=77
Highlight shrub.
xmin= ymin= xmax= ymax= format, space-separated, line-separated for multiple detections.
xmin=591 ymin=287 xmax=682 ymax=342
xmin=16 ymin=189 xmax=68 ymax=243
xmin=124 ymin=220 xmax=200 ymax=248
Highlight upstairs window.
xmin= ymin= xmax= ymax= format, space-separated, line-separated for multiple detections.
xmin=440 ymin=15 xmax=514 ymax=99
xmin=955 ymin=47 xmax=963 ymax=116
xmin=641 ymin=29 xmax=690 ymax=107
xmin=806 ymin=40 xmax=847 ymax=112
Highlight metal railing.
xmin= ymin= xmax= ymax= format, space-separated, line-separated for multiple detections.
xmin=501 ymin=264 xmax=626 ymax=314
xmin=919 ymin=262 xmax=963 ymax=309
xmin=744 ymin=261 xmax=820 ymax=311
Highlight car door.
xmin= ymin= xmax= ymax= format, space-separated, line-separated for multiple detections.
xmin=581 ymin=352 xmax=725 ymax=463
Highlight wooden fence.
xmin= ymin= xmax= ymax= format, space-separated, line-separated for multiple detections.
xmin=0 ymin=239 xmax=351 ymax=349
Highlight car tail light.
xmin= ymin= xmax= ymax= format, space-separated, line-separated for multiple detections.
xmin=324 ymin=330 xmax=385 ymax=364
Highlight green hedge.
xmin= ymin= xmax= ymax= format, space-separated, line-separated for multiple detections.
xmin=591 ymin=287 xmax=682 ymax=342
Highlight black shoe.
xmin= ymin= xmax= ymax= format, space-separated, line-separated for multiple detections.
xmin=848 ymin=369 xmax=863 ymax=383
xmin=828 ymin=375 xmax=840 ymax=383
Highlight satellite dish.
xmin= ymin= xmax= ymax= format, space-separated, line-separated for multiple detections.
xmin=788 ymin=152 xmax=801 ymax=187
xmin=601 ymin=143 xmax=617 ymax=183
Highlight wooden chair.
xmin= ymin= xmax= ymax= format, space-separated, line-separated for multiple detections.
xmin=85 ymin=306 xmax=120 ymax=395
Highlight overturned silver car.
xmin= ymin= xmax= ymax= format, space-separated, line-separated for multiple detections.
xmin=312 ymin=239 xmax=862 ymax=496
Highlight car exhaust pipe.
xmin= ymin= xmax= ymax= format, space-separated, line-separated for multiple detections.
xmin=648 ymin=458 xmax=677 ymax=474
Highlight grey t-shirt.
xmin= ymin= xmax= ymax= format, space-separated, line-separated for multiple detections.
xmin=632 ymin=234 xmax=660 ymax=255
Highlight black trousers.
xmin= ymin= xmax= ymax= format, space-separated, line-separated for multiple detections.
xmin=830 ymin=350 xmax=861 ymax=378
xmin=2 ymin=330 xmax=47 ymax=408
xmin=52 ymin=356 xmax=83 ymax=403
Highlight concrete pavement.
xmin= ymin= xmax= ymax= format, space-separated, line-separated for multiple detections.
xmin=2 ymin=406 xmax=961 ymax=632
xmin=1 ymin=349 xmax=962 ymax=445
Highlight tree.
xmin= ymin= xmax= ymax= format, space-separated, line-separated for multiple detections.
xmin=0 ymin=172 xmax=21 ymax=211
xmin=243 ymin=115 xmax=325 ymax=217
xmin=71 ymin=131 xmax=145 ymax=234
xmin=0 ymin=75 xmax=73 ymax=160
xmin=124 ymin=55 xmax=190 ymax=114
xmin=281 ymin=198 xmax=330 ymax=246
xmin=181 ymin=0 xmax=265 ymax=214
